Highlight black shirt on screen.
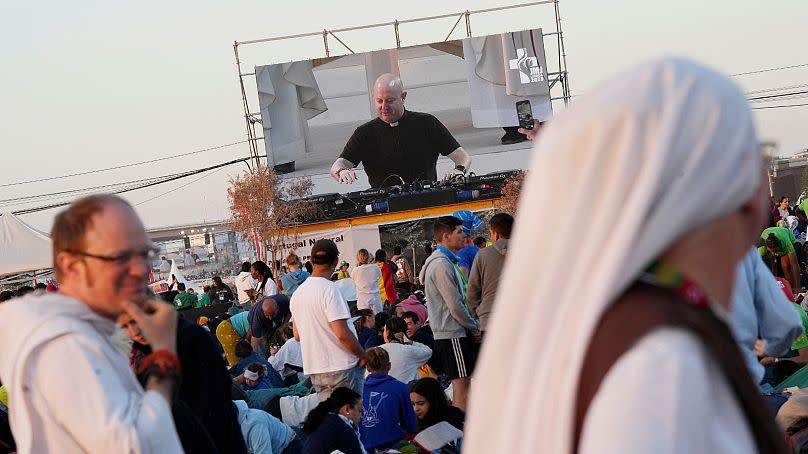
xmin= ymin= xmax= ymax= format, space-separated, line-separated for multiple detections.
xmin=339 ymin=110 xmax=461 ymax=188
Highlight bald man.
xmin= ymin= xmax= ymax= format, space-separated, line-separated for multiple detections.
xmin=331 ymin=73 xmax=472 ymax=188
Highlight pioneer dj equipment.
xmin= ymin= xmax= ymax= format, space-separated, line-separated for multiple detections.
xmin=297 ymin=170 xmax=519 ymax=223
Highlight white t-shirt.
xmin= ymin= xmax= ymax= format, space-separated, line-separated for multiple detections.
xmin=235 ymin=272 xmax=258 ymax=304
xmin=353 ymin=264 xmax=383 ymax=313
xmin=269 ymin=338 xmax=306 ymax=381
xmin=255 ymin=278 xmax=278 ymax=297
xmin=335 ymin=278 xmax=358 ymax=302
xmin=379 ymin=341 xmax=433 ymax=383
xmin=290 ymin=277 xmax=358 ymax=375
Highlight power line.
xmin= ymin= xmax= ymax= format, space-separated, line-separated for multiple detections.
xmin=0 ymin=173 xmax=187 ymax=206
xmin=752 ymin=102 xmax=808 ymax=110
xmin=746 ymin=83 xmax=808 ymax=95
xmin=0 ymin=139 xmax=249 ymax=188
xmin=731 ymin=62 xmax=808 ymax=77
xmin=134 ymin=165 xmax=230 ymax=207
xmin=748 ymin=90 xmax=808 ymax=103
xmin=13 ymin=157 xmax=249 ymax=215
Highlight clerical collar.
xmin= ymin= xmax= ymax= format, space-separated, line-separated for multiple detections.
xmin=388 ymin=110 xmax=407 ymax=127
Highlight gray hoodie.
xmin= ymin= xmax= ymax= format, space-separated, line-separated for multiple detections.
xmin=419 ymin=249 xmax=479 ymax=340
xmin=467 ymin=238 xmax=508 ymax=331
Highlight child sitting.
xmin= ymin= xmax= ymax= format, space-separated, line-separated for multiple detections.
xmin=359 ymin=347 xmax=417 ymax=452
xmin=238 ymin=363 xmax=272 ymax=391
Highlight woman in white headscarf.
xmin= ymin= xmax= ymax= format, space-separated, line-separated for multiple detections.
xmin=465 ymin=57 xmax=783 ymax=453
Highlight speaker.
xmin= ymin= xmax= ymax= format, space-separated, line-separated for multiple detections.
xmin=183 ymin=237 xmax=191 ymax=249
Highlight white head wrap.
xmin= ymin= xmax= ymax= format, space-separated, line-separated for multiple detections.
xmin=465 ymin=57 xmax=760 ymax=453
xmin=243 ymin=369 xmax=260 ymax=381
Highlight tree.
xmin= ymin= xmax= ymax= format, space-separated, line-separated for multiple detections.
xmin=227 ymin=164 xmax=317 ymax=276
xmin=499 ymin=170 xmax=526 ymax=216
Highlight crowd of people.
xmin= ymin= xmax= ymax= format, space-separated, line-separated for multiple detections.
xmin=5 ymin=57 xmax=808 ymax=453
xmin=0 ymin=189 xmax=514 ymax=453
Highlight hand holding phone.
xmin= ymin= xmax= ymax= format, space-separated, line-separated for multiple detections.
xmin=516 ymin=100 xmax=534 ymax=130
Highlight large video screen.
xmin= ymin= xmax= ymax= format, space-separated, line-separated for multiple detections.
xmin=254 ymin=28 xmax=554 ymax=188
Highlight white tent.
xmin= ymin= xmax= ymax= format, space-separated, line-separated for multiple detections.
xmin=0 ymin=212 xmax=52 ymax=275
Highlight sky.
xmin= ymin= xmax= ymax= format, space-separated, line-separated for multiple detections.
xmin=2 ymin=0 xmax=807 ymax=231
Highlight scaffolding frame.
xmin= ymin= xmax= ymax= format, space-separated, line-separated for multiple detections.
xmin=234 ymin=0 xmax=571 ymax=169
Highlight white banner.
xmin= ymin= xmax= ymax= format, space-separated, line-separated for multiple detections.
xmin=272 ymin=224 xmax=381 ymax=267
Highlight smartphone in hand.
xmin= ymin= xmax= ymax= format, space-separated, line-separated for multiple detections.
xmin=516 ymin=100 xmax=533 ymax=130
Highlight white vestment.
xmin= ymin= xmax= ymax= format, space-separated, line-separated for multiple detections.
xmin=0 ymin=293 xmax=183 ymax=453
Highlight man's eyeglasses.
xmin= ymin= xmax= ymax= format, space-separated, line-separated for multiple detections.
xmin=67 ymin=246 xmax=159 ymax=265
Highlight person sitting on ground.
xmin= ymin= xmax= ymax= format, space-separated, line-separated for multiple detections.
xmin=354 ymin=248 xmax=383 ymax=314
xmin=403 ymin=310 xmax=443 ymax=377
xmin=280 ymin=253 xmax=309 ymax=296
xmin=118 ymin=310 xmax=248 ymax=453
xmin=211 ymin=276 xmax=235 ymax=304
xmin=173 ymin=282 xmax=196 ymax=310
xmin=231 ymin=340 xmax=285 ymax=388
xmin=380 ymin=317 xmax=433 ymax=383
xmin=396 ymin=293 xmax=428 ymax=326
xmin=360 ymin=347 xmax=417 ymax=452
xmin=375 ymin=249 xmax=399 ymax=307
xmin=301 ymin=387 xmax=364 ymax=454
xmin=252 ymin=260 xmax=279 ymax=298
xmin=268 ymin=324 xmax=307 ymax=385
xmin=759 ymin=226 xmax=801 ymax=291
xmin=354 ymin=309 xmax=375 ymax=347
xmin=233 ymin=399 xmax=302 ymax=454
xmin=197 ymin=285 xmax=213 ymax=308
xmin=759 ymin=278 xmax=808 ymax=384
xmin=364 ymin=311 xmax=390 ymax=349
xmin=409 ymin=377 xmax=464 ymax=433
xmin=238 ymin=362 xmax=274 ymax=391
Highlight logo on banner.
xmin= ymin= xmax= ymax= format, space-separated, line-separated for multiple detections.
xmin=509 ymin=48 xmax=544 ymax=84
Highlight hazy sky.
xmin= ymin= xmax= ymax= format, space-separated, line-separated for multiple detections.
xmin=2 ymin=0 xmax=806 ymax=231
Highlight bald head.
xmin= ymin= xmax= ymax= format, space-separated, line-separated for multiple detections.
xmin=374 ymin=74 xmax=404 ymax=94
xmin=373 ymin=73 xmax=407 ymax=124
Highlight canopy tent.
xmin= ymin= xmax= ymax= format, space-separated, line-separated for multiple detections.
xmin=150 ymin=260 xmax=203 ymax=298
xmin=0 ymin=212 xmax=52 ymax=276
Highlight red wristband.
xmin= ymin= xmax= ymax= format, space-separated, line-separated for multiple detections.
xmin=138 ymin=349 xmax=181 ymax=378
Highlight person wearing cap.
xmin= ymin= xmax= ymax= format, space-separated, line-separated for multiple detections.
xmin=337 ymin=261 xmax=351 ymax=280
xmin=291 ymin=239 xmax=367 ymax=401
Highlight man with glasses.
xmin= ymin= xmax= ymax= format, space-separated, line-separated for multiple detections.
xmin=0 ymin=194 xmax=184 ymax=453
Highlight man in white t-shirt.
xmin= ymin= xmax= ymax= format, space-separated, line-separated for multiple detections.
xmin=235 ymin=261 xmax=258 ymax=306
xmin=291 ymin=239 xmax=367 ymax=401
